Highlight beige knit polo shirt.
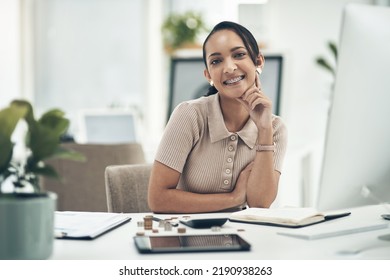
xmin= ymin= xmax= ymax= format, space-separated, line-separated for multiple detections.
xmin=155 ymin=93 xmax=287 ymax=194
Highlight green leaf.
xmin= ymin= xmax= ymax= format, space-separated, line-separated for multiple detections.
xmin=29 ymin=162 xmax=60 ymax=179
xmin=0 ymin=104 xmax=28 ymax=174
xmin=10 ymin=100 xmax=35 ymax=126
xmin=316 ymin=57 xmax=335 ymax=76
xmin=28 ymin=124 xmax=60 ymax=162
xmin=0 ymin=138 xmax=13 ymax=175
xmin=328 ymin=41 xmax=338 ymax=61
xmin=27 ymin=109 xmax=70 ymax=162
xmin=0 ymin=104 xmax=27 ymax=136
xmin=39 ymin=109 xmax=68 ymax=133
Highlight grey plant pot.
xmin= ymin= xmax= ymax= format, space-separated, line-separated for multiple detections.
xmin=0 ymin=192 xmax=57 ymax=260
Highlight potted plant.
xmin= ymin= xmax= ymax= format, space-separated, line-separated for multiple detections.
xmin=0 ymin=100 xmax=85 ymax=259
xmin=162 ymin=11 xmax=208 ymax=53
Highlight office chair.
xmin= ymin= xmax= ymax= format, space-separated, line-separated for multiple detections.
xmin=104 ymin=163 xmax=152 ymax=213
xmin=41 ymin=142 xmax=146 ymax=212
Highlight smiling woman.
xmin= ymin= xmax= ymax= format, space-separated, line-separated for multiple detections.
xmin=148 ymin=21 xmax=287 ymax=214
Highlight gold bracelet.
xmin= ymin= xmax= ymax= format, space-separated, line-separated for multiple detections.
xmin=255 ymin=143 xmax=275 ymax=152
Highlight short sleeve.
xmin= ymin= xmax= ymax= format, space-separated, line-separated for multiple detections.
xmin=155 ymin=102 xmax=202 ymax=173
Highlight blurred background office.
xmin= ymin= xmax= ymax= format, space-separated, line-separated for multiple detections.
xmin=1 ymin=0 xmax=389 ymax=208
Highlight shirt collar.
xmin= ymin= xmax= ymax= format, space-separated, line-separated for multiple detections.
xmin=208 ymin=93 xmax=258 ymax=149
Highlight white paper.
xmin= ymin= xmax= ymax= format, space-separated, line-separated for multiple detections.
xmin=55 ymin=211 xmax=131 ymax=239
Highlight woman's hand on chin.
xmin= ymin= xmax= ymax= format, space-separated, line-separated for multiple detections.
xmin=236 ymin=75 xmax=273 ymax=129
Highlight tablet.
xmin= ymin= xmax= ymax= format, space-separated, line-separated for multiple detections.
xmin=134 ymin=234 xmax=251 ymax=253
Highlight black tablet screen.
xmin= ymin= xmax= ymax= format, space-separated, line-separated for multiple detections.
xmin=134 ymin=234 xmax=251 ymax=253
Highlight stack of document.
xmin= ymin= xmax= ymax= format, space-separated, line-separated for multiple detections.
xmin=55 ymin=211 xmax=131 ymax=240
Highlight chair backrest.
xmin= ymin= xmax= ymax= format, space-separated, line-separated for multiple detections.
xmin=41 ymin=142 xmax=146 ymax=212
xmin=104 ymin=163 xmax=152 ymax=213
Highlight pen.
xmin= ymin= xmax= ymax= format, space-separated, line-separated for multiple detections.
xmin=152 ymin=216 xmax=179 ymax=227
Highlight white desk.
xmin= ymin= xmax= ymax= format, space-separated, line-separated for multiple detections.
xmin=50 ymin=204 xmax=390 ymax=260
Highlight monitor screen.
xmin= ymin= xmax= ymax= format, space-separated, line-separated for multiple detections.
xmin=167 ymin=54 xmax=283 ymax=119
xmin=77 ymin=109 xmax=138 ymax=144
xmin=317 ymin=4 xmax=390 ymax=211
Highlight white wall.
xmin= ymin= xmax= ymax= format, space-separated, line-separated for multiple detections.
xmin=269 ymin=0 xmax=371 ymax=143
xmin=143 ymin=0 xmax=166 ymax=162
xmin=0 ymin=0 xmax=21 ymax=108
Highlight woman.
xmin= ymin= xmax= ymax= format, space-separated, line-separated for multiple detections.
xmin=148 ymin=21 xmax=287 ymax=213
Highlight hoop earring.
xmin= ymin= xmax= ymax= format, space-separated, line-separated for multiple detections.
xmin=256 ymin=67 xmax=262 ymax=75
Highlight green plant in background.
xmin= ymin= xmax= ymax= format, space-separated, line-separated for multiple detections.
xmin=0 ymin=100 xmax=85 ymax=193
xmin=315 ymin=41 xmax=338 ymax=85
xmin=162 ymin=11 xmax=208 ymax=52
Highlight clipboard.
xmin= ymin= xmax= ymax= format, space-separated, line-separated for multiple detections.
xmin=55 ymin=211 xmax=131 ymax=240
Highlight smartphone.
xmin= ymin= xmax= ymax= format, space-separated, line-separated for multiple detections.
xmin=134 ymin=234 xmax=251 ymax=254
xmin=179 ymin=217 xmax=228 ymax=229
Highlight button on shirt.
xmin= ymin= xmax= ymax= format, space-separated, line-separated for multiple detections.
xmin=155 ymin=93 xmax=287 ymax=195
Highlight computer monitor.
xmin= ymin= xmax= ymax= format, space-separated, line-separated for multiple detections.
xmin=167 ymin=54 xmax=283 ymax=119
xmin=317 ymin=4 xmax=390 ymax=211
xmin=77 ymin=109 xmax=139 ymax=144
